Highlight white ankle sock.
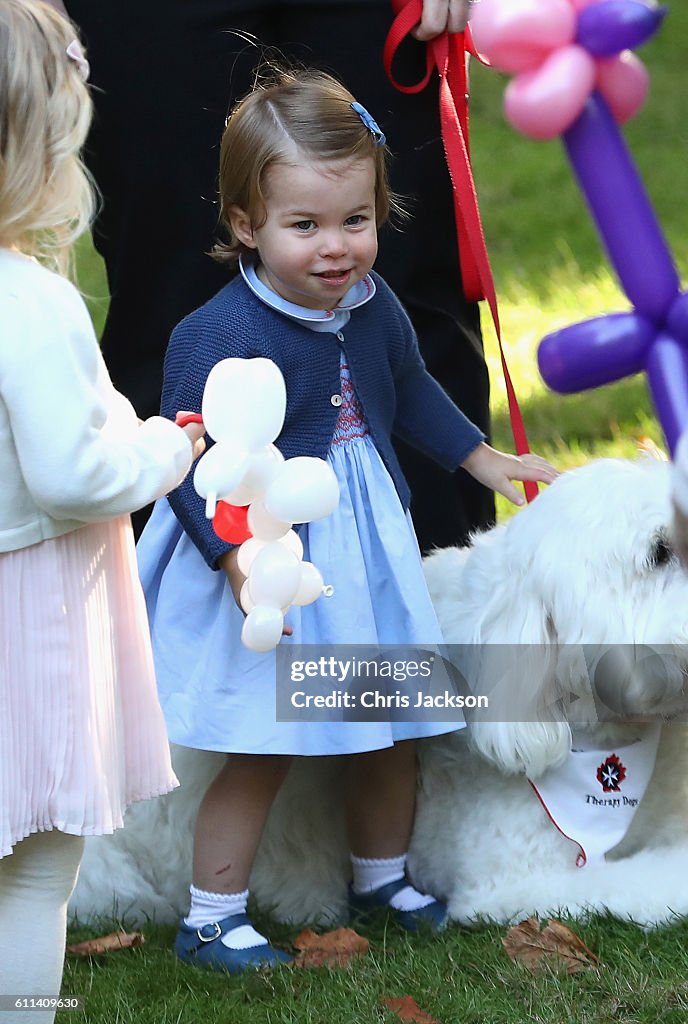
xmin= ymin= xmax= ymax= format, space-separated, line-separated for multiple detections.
xmin=184 ymin=885 xmax=268 ymax=949
xmin=351 ymin=853 xmax=406 ymax=894
xmin=350 ymin=854 xmax=436 ymax=912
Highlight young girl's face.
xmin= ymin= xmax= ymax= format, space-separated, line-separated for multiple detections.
xmin=231 ymin=156 xmax=379 ymax=310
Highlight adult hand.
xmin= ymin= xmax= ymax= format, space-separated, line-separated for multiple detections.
xmin=413 ymin=0 xmax=471 ymax=41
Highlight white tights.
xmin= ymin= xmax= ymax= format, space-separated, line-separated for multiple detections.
xmin=0 ymin=831 xmax=84 ymax=1024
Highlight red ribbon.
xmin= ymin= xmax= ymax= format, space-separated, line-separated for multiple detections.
xmin=384 ymin=0 xmax=538 ymax=501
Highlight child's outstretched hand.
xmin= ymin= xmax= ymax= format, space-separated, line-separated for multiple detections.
xmin=462 ymin=443 xmax=559 ymax=506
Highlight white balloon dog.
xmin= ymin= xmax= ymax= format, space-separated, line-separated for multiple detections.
xmin=192 ymin=358 xmax=339 ymax=652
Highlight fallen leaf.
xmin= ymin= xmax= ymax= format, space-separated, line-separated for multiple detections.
xmin=292 ymin=927 xmax=368 ymax=968
xmin=67 ymin=931 xmax=145 ymax=956
xmin=382 ymin=994 xmax=441 ymax=1023
xmin=502 ymin=917 xmax=599 ymax=975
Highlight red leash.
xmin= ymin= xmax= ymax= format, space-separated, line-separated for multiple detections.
xmin=384 ymin=0 xmax=538 ymax=501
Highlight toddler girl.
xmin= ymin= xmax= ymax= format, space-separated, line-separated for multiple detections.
xmin=138 ymin=68 xmax=558 ymax=973
xmin=0 ymin=3 xmax=204 ymax=1018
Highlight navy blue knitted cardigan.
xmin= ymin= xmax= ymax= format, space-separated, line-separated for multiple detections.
xmin=161 ymin=271 xmax=484 ymax=568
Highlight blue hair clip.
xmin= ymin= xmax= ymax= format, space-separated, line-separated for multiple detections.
xmin=351 ymin=101 xmax=386 ymax=147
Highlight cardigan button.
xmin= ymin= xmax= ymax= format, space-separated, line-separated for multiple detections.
xmin=330 ymin=394 xmax=343 ymax=407
xmin=336 ymin=331 xmax=345 ymax=342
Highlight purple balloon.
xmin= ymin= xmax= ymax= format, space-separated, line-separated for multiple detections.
xmin=667 ymin=293 xmax=688 ymax=345
xmin=563 ymin=95 xmax=680 ymax=322
xmin=646 ymin=334 xmax=688 ymax=454
xmin=538 ymin=312 xmax=653 ymax=393
xmin=576 ymin=1 xmax=667 ymax=58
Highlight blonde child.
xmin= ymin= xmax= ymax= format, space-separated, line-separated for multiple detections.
xmin=137 ymin=68 xmax=558 ymax=973
xmin=0 ymin=2 xmax=205 ymax=1017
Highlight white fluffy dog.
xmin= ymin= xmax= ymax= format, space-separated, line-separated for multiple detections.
xmin=70 ymin=458 xmax=688 ymax=929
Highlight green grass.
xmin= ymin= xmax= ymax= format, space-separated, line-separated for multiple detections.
xmin=74 ymin=235 xmax=109 ymax=340
xmin=66 ymin=9 xmax=688 ymax=1022
xmin=61 ymin=912 xmax=688 ymax=1023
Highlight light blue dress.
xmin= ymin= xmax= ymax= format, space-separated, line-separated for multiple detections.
xmin=137 ymin=267 xmax=464 ymax=755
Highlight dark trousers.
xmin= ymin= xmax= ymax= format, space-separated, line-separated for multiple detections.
xmin=68 ymin=1 xmax=494 ymax=549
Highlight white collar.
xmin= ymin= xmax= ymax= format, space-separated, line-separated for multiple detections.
xmin=239 ymin=256 xmax=375 ymax=331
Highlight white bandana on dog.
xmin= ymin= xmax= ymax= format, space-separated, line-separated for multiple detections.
xmin=529 ymin=723 xmax=662 ymax=867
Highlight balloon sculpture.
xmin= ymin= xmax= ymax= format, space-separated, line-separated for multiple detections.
xmin=190 ymin=357 xmax=339 ymax=653
xmin=470 ymin=0 xmax=688 ymax=453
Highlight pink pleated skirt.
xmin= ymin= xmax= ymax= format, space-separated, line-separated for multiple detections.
xmin=0 ymin=517 xmax=178 ymax=858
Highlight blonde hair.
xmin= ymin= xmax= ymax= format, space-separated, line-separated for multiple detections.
xmin=214 ymin=67 xmax=401 ymax=266
xmin=0 ymin=0 xmax=95 ymax=276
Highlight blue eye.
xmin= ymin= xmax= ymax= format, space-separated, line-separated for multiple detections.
xmin=294 ymin=220 xmax=315 ymax=231
xmin=345 ymin=215 xmax=365 ymax=226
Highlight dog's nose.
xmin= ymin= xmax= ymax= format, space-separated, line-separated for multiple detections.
xmin=591 ymin=645 xmax=679 ymax=718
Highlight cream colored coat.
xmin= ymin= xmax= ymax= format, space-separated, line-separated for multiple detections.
xmin=0 ymin=249 xmax=192 ymax=552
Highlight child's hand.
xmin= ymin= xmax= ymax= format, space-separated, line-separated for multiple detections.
xmin=462 ymin=443 xmax=559 ymax=506
xmin=218 ymin=547 xmax=246 ymax=608
xmin=176 ymin=411 xmax=206 ymax=461
xmin=181 ymin=421 xmax=206 ymax=462
xmin=217 ymin=548 xmax=293 ymax=636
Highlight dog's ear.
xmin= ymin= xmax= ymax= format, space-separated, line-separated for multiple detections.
xmin=426 ymin=529 xmax=572 ymax=778
xmin=432 ymin=524 xmax=556 ymax=645
xmin=468 ymin=720 xmax=572 ymax=780
xmin=465 ymin=633 xmax=573 ymax=781
xmin=424 ymin=527 xmax=553 ymax=645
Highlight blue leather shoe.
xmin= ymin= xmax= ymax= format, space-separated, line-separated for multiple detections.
xmin=175 ymin=912 xmax=293 ymax=973
xmin=348 ymin=877 xmax=447 ymax=933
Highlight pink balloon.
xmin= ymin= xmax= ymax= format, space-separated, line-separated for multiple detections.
xmin=504 ymin=45 xmax=596 ymax=140
xmin=569 ymin=0 xmax=605 ymax=10
xmin=470 ymin=0 xmax=576 ymax=74
xmin=596 ymin=52 xmax=649 ymax=124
